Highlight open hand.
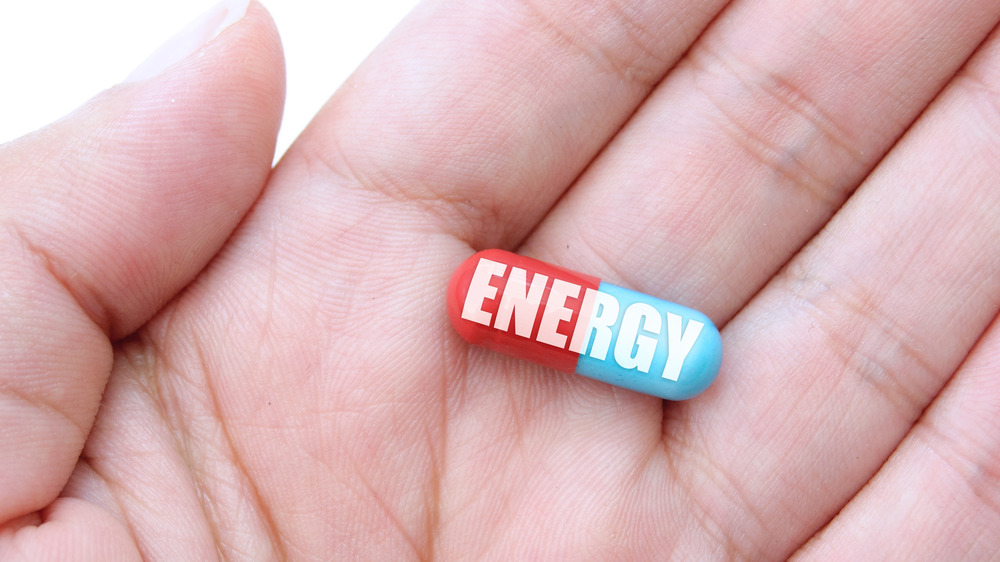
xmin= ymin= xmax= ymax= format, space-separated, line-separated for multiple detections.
xmin=2 ymin=1 xmax=999 ymax=559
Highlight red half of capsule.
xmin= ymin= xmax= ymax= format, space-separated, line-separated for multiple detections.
xmin=447 ymin=249 xmax=601 ymax=373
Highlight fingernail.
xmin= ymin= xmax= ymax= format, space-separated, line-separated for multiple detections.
xmin=124 ymin=0 xmax=251 ymax=83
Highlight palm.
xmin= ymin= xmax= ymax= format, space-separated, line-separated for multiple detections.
xmin=4 ymin=1 xmax=1000 ymax=560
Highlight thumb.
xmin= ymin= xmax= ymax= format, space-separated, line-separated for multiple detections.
xmin=0 ymin=0 xmax=283 ymax=524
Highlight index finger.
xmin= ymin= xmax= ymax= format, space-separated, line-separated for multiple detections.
xmin=278 ymin=0 xmax=732 ymax=250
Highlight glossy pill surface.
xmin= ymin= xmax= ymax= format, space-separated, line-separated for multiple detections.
xmin=447 ymin=250 xmax=722 ymax=400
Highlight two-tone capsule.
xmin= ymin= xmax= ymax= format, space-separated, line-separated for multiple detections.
xmin=447 ymin=250 xmax=722 ymax=400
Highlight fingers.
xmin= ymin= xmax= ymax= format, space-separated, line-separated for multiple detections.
xmin=523 ymin=0 xmax=1000 ymax=322
xmin=0 ymin=1 xmax=283 ymax=524
xmin=281 ymin=0 xmax=732 ymax=249
xmin=670 ymin=23 xmax=1000 ymax=558
xmin=792 ymin=315 xmax=1000 ymax=560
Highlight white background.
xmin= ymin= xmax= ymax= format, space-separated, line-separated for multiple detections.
xmin=0 ymin=0 xmax=420 ymax=160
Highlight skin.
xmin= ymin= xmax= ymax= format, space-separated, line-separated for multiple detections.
xmin=2 ymin=0 xmax=1000 ymax=559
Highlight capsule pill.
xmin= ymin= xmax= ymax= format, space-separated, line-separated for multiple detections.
xmin=447 ymin=250 xmax=722 ymax=400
